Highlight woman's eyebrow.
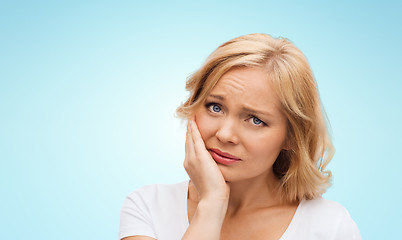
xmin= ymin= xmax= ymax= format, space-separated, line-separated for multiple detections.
xmin=242 ymin=106 xmax=273 ymax=117
xmin=208 ymin=94 xmax=225 ymax=100
xmin=209 ymin=94 xmax=273 ymax=117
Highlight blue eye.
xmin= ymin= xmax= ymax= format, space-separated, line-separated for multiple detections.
xmin=252 ymin=117 xmax=264 ymax=126
xmin=210 ymin=104 xmax=221 ymax=113
xmin=205 ymin=102 xmax=223 ymax=114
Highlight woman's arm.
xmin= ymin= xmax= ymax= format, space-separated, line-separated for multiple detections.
xmin=181 ymin=119 xmax=230 ymax=240
xmin=182 ymin=198 xmax=228 ymax=240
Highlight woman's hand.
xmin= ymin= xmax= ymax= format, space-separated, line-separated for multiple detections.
xmin=182 ymin=117 xmax=229 ymax=240
xmin=184 ymin=118 xmax=230 ymax=202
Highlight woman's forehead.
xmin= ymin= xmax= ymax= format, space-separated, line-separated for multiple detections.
xmin=208 ymin=67 xmax=283 ymax=114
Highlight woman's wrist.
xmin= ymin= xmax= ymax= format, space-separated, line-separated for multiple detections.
xmin=197 ymin=198 xmax=228 ymax=220
xmin=182 ymin=198 xmax=228 ymax=240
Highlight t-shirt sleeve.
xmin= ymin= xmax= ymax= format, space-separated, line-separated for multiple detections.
xmin=334 ymin=209 xmax=362 ymax=240
xmin=118 ymin=189 xmax=157 ymax=240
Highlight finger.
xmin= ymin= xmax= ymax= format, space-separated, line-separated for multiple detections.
xmin=189 ymin=119 xmax=209 ymax=157
xmin=185 ymin=122 xmax=190 ymax=159
xmin=187 ymin=121 xmax=196 ymax=160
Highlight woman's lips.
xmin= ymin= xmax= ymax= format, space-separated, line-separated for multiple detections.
xmin=209 ymin=148 xmax=241 ymax=165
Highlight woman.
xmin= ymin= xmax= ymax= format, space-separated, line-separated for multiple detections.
xmin=119 ymin=33 xmax=361 ymax=240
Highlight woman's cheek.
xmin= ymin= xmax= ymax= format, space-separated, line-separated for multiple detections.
xmin=195 ymin=111 xmax=214 ymax=142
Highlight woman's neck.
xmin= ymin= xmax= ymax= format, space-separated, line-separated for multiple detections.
xmin=225 ymin=171 xmax=282 ymax=216
xmin=187 ymin=170 xmax=284 ymax=217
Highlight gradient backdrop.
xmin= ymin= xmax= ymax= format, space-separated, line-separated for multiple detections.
xmin=1 ymin=1 xmax=401 ymax=239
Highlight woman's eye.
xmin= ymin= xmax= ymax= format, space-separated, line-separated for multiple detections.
xmin=208 ymin=104 xmax=222 ymax=113
xmin=251 ymin=116 xmax=265 ymax=126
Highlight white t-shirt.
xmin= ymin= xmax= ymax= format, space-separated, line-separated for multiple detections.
xmin=119 ymin=180 xmax=361 ymax=240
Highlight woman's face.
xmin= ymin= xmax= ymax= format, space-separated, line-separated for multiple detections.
xmin=194 ymin=67 xmax=288 ymax=183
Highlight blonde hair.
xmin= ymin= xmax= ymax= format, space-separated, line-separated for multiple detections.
xmin=177 ymin=33 xmax=333 ymax=203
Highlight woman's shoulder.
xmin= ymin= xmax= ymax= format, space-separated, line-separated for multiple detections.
xmin=125 ymin=180 xmax=189 ymax=203
xmin=119 ymin=181 xmax=190 ymax=239
xmin=287 ymin=197 xmax=361 ymax=239
xmin=300 ymin=196 xmax=350 ymax=215
xmin=297 ymin=196 xmax=357 ymax=225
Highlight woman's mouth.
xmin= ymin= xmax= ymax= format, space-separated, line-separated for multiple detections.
xmin=208 ymin=148 xmax=241 ymax=165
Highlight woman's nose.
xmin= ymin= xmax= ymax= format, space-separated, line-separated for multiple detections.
xmin=215 ymin=119 xmax=239 ymax=145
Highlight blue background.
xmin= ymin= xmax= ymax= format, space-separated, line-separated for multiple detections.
xmin=1 ymin=1 xmax=401 ymax=239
